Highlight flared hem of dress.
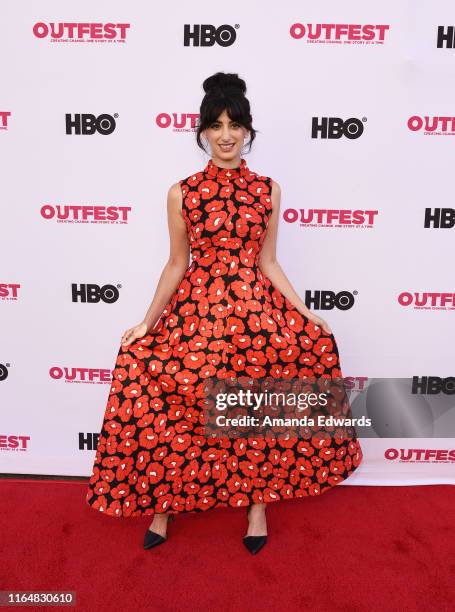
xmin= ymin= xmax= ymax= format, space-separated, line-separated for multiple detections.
xmin=85 ymin=457 xmax=362 ymax=519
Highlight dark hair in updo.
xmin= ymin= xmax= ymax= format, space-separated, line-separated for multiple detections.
xmin=196 ymin=72 xmax=258 ymax=154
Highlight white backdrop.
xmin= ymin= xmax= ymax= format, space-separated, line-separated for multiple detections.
xmin=1 ymin=1 xmax=454 ymax=484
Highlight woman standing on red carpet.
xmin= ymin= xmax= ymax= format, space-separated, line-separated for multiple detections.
xmin=86 ymin=71 xmax=363 ymax=555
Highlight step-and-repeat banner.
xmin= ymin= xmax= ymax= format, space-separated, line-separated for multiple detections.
xmin=1 ymin=1 xmax=454 ymax=485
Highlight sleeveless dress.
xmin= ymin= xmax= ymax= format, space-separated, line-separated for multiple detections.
xmin=85 ymin=157 xmax=363 ymax=518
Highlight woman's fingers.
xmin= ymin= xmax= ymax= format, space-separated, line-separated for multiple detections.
xmin=121 ymin=329 xmax=135 ymax=344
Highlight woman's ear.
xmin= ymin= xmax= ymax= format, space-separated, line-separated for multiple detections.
xmin=201 ymin=130 xmax=209 ymax=151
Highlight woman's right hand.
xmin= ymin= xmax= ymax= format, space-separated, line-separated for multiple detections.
xmin=120 ymin=321 xmax=149 ymax=346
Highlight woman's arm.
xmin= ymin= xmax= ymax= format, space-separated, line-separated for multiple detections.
xmin=258 ymin=180 xmax=332 ymax=334
xmin=141 ymin=182 xmax=190 ymax=332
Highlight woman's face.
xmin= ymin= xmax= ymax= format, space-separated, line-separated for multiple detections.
xmin=203 ymin=109 xmax=249 ymax=162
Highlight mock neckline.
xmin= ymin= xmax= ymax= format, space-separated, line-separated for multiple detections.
xmin=204 ymin=157 xmax=249 ymax=179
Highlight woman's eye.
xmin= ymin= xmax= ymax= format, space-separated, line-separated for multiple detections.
xmin=210 ymin=123 xmax=240 ymax=129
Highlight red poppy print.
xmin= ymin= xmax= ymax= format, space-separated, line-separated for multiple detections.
xmin=86 ymin=157 xmax=363 ymax=519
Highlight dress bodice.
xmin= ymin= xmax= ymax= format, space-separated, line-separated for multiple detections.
xmin=179 ymin=157 xmax=273 ymax=271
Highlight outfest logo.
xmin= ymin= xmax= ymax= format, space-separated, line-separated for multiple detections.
xmin=156 ymin=113 xmax=200 ymax=132
xmin=0 ymin=111 xmax=11 ymax=130
xmin=32 ymin=22 xmax=130 ymax=42
xmin=397 ymin=292 xmax=455 ymax=310
xmin=408 ymin=115 xmax=455 ymax=136
xmin=385 ymin=448 xmax=455 ymax=462
xmin=49 ymin=366 xmax=112 ymax=384
xmin=283 ymin=208 xmax=378 ymax=228
xmin=40 ymin=203 xmax=132 ymax=223
xmin=0 ymin=435 xmax=31 ymax=452
xmin=0 ymin=284 xmax=20 ymax=301
xmin=289 ymin=22 xmax=390 ymax=44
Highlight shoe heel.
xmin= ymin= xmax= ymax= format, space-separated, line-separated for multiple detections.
xmin=244 ymin=504 xmax=267 ymax=555
xmin=243 ymin=535 xmax=267 ymax=555
xmin=143 ymin=513 xmax=175 ymax=550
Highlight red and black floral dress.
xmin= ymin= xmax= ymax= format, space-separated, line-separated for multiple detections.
xmin=86 ymin=157 xmax=363 ymax=518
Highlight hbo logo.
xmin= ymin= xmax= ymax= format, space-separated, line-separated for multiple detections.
xmin=71 ymin=284 xmax=120 ymax=303
xmin=305 ymin=291 xmax=355 ymax=311
xmin=183 ymin=24 xmax=237 ymax=47
xmin=65 ymin=113 xmax=117 ymax=135
xmin=412 ymin=376 xmax=455 ymax=395
xmin=312 ymin=117 xmax=365 ymax=139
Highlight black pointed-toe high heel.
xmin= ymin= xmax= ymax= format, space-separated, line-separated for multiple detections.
xmin=143 ymin=513 xmax=175 ymax=550
xmin=243 ymin=506 xmax=267 ymax=555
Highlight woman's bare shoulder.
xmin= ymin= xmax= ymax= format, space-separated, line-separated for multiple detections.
xmin=166 ymin=182 xmax=184 ymax=213
xmin=168 ymin=181 xmax=183 ymax=196
xmin=167 ymin=181 xmax=184 ymax=200
xmin=271 ymin=180 xmax=281 ymax=210
xmin=271 ymin=179 xmax=281 ymax=195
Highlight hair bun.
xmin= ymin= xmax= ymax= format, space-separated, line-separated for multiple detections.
xmin=203 ymin=72 xmax=246 ymax=96
xmin=197 ymin=71 xmax=256 ymax=154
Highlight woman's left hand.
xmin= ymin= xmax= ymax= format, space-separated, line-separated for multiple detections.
xmin=305 ymin=312 xmax=332 ymax=335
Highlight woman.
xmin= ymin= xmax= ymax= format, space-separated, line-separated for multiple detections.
xmin=86 ymin=72 xmax=363 ymax=555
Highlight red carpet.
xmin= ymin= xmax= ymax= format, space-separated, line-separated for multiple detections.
xmin=1 ymin=479 xmax=453 ymax=611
